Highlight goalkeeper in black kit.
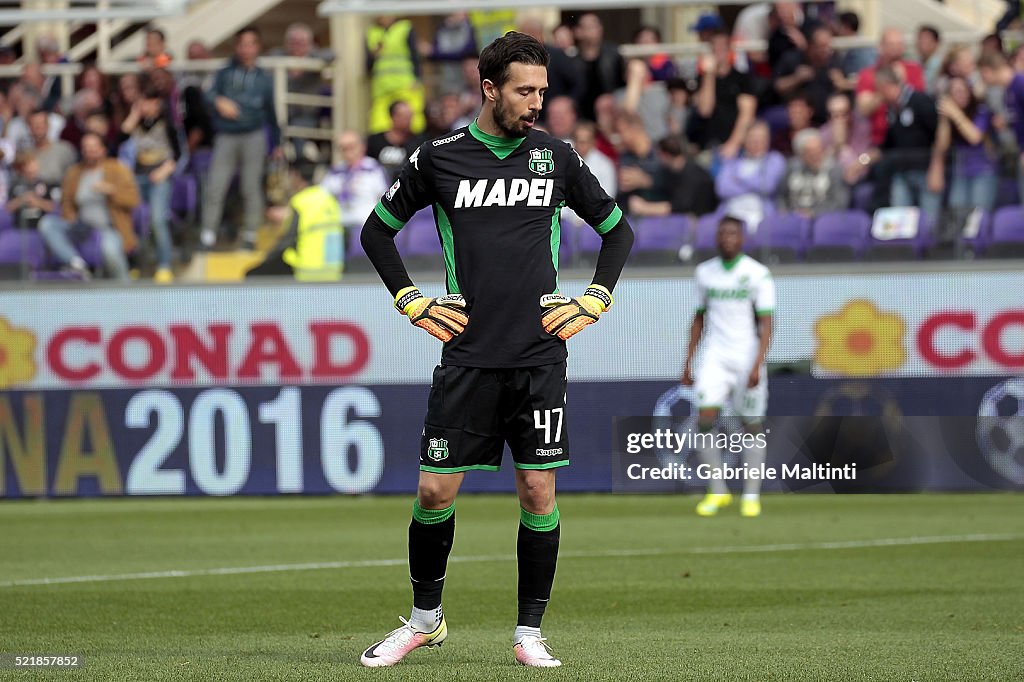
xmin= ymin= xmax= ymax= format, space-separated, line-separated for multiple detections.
xmin=358 ymin=32 xmax=633 ymax=668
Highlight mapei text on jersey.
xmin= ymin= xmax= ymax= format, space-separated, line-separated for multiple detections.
xmin=454 ymin=178 xmax=555 ymax=208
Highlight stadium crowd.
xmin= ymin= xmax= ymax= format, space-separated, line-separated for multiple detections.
xmin=2 ymin=3 xmax=1024 ymax=281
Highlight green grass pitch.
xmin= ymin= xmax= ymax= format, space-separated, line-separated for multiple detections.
xmin=1 ymin=493 xmax=1022 ymax=681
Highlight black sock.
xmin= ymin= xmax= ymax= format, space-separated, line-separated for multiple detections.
xmin=409 ymin=501 xmax=455 ymax=610
xmin=517 ymin=509 xmax=560 ymax=628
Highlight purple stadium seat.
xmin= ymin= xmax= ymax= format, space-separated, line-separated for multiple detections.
xmin=693 ymin=211 xmax=762 ymax=260
xmin=188 ymin=148 xmax=213 ymax=180
xmin=851 ymin=182 xmax=874 ymax=212
xmin=346 ymin=224 xmax=367 ymax=260
xmin=631 ymin=215 xmax=690 ymax=264
xmin=556 ymin=220 xmax=575 ymax=268
xmin=958 ymin=210 xmax=992 ymax=257
xmin=170 ymin=173 xmax=197 ymax=227
xmin=0 ymin=229 xmax=46 ymax=269
xmin=693 ymin=212 xmax=721 ymax=258
xmin=868 ymin=209 xmax=931 ymax=260
xmin=76 ymin=230 xmax=106 ymax=269
xmin=0 ymin=209 xmax=13 ymax=233
xmin=988 ymin=206 xmax=1024 ymax=257
xmin=576 ymin=221 xmax=604 ymax=257
xmin=756 ymin=212 xmax=810 ymax=262
xmin=808 ymin=210 xmax=871 ymax=261
xmin=133 ymin=203 xmax=151 ymax=241
xmin=396 ymin=209 xmax=440 ymax=270
xmin=995 ymin=177 xmax=1020 ymax=208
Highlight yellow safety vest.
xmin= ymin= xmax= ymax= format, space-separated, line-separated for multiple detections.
xmin=469 ymin=10 xmax=518 ymax=48
xmin=283 ymin=186 xmax=344 ymax=282
xmin=367 ymin=20 xmax=417 ymax=98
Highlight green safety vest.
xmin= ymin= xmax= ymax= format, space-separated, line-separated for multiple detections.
xmin=367 ymin=20 xmax=417 ymax=98
xmin=283 ymin=186 xmax=344 ymax=282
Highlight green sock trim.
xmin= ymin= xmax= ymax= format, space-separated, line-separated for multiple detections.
xmin=413 ymin=500 xmax=455 ymax=524
xmin=520 ymin=504 xmax=560 ymax=532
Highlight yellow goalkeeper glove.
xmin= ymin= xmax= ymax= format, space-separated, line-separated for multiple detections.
xmin=395 ymin=286 xmax=469 ymax=342
xmin=540 ymin=284 xmax=613 ymax=340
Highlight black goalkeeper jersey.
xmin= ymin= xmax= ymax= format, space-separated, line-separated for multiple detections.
xmin=373 ymin=120 xmax=622 ymax=369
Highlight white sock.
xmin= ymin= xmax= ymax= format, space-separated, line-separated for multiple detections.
xmin=699 ymin=441 xmax=729 ymax=495
xmin=742 ymin=440 xmax=767 ymax=497
xmin=409 ymin=605 xmax=442 ymax=632
xmin=742 ymin=493 xmax=759 ymax=502
xmin=514 ymin=625 xmax=542 ymax=644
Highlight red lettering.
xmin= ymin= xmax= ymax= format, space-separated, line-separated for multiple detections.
xmin=46 ymin=327 xmax=102 ymax=381
xmin=169 ymin=324 xmax=231 ymax=381
xmin=309 ymin=322 xmax=371 ymax=379
xmin=237 ymin=323 xmax=302 ymax=380
xmin=916 ymin=312 xmax=976 ymax=370
xmin=982 ymin=311 xmax=1024 ymax=368
xmin=107 ymin=326 xmax=166 ymax=381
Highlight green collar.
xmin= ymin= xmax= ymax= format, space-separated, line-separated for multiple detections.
xmin=469 ymin=119 xmax=527 ymax=159
xmin=720 ymin=254 xmax=743 ymax=271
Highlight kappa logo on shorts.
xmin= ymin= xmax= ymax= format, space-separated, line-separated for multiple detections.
xmin=427 ymin=438 xmax=450 ymax=462
xmin=528 ymin=148 xmax=555 ymax=176
xmin=536 ymin=448 xmax=563 ymax=457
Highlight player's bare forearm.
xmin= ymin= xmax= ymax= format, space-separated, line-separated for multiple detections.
xmin=685 ymin=313 xmax=704 ymax=370
xmin=754 ymin=314 xmax=773 ymax=368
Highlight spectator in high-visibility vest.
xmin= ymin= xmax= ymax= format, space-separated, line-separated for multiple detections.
xmin=469 ymin=9 xmax=517 ymax=49
xmin=247 ymin=161 xmax=344 ymax=281
xmin=366 ymin=16 xmax=425 ymax=135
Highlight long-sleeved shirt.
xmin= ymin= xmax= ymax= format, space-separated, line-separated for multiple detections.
xmin=779 ymin=159 xmax=850 ymax=214
xmin=206 ymin=57 xmax=280 ymax=148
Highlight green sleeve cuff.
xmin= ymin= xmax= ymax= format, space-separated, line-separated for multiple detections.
xmin=756 ymin=308 xmax=774 ymax=317
xmin=374 ymin=202 xmax=406 ymax=231
xmin=593 ymin=205 xmax=623 ymax=234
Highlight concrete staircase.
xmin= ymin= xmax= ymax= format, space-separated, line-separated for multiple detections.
xmin=880 ymin=0 xmax=1004 ymax=40
xmin=109 ymin=0 xmax=324 ymax=59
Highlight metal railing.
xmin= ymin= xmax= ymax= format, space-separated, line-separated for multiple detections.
xmin=0 ymin=56 xmax=336 ymax=145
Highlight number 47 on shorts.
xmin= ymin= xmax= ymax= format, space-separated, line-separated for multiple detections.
xmin=534 ymin=408 xmax=564 ymax=445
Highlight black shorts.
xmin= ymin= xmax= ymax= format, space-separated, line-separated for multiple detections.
xmin=420 ymin=362 xmax=570 ymax=473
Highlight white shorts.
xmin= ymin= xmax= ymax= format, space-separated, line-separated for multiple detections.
xmin=694 ymin=353 xmax=768 ymax=421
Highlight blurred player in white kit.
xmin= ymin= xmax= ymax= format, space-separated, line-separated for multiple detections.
xmin=682 ymin=215 xmax=774 ymax=517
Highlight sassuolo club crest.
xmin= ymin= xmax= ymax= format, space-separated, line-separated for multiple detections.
xmin=529 ymin=148 xmax=554 ymax=176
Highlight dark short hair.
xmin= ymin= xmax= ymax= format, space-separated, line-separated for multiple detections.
xmin=477 ymin=31 xmax=549 ymax=91
xmin=633 ymin=25 xmax=662 ymax=42
xmin=983 ymin=32 xmax=1003 ymax=51
xmin=291 ymin=161 xmax=316 ymax=184
xmin=719 ymin=215 xmax=745 ymax=232
xmin=236 ymin=25 xmax=260 ymax=42
xmin=388 ymin=100 xmax=409 ymax=118
xmin=918 ymin=25 xmax=940 ymax=43
xmin=657 ymin=135 xmax=685 ymax=157
xmin=838 ymin=11 xmax=860 ymax=32
xmin=147 ymin=27 xmax=166 ymax=42
xmin=141 ymin=83 xmax=163 ymax=101
xmin=787 ymin=91 xmax=814 ymax=109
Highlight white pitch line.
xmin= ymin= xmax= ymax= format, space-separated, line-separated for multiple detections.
xmin=1 ymin=533 xmax=1020 ymax=588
